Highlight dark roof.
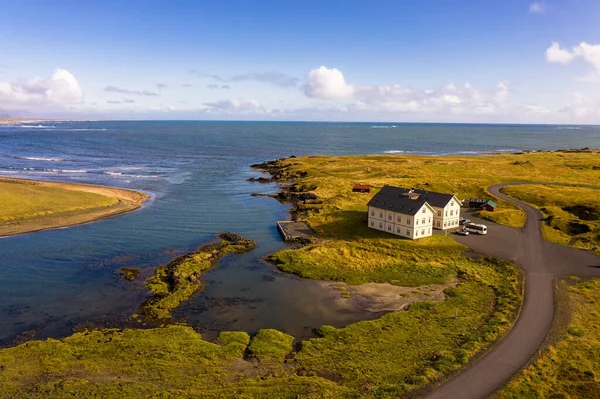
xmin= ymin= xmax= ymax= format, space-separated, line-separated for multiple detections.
xmin=370 ymin=185 xmax=457 ymax=209
xmin=409 ymin=188 xmax=457 ymax=208
xmin=367 ymin=185 xmax=429 ymax=216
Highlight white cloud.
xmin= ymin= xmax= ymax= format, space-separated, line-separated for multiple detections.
xmin=546 ymin=42 xmax=576 ymax=64
xmin=529 ymin=2 xmax=546 ymax=14
xmin=547 ymin=41 xmax=600 ymax=82
xmin=103 ymin=86 xmax=158 ymax=96
xmin=304 ymin=66 xmax=354 ymax=99
xmin=0 ymin=69 xmax=83 ymax=106
xmin=559 ymin=92 xmax=600 ymax=119
xmin=302 ymin=66 xmax=510 ymax=116
xmin=203 ymin=97 xmax=264 ymax=112
xmin=495 ymin=81 xmax=510 ymax=104
xmin=573 ymin=42 xmax=600 ymax=82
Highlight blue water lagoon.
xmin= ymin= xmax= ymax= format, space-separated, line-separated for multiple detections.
xmin=1 ymin=121 xmax=598 ymax=345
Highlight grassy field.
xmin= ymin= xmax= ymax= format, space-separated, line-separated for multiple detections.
xmin=2 ymin=151 xmax=595 ymax=397
xmin=270 ymin=235 xmax=461 ymax=286
xmin=0 ymin=178 xmax=148 ymax=237
xmin=0 ymin=256 xmax=521 ymax=398
xmin=265 ymin=151 xmax=598 ymax=285
xmin=280 ymin=151 xmax=597 ymax=228
xmin=502 ymin=184 xmax=600 ymax=253
xmin=0 ymin=181 xmax=117 ymax=221
xmin=497 ymin=278 xmax=600 ymax=398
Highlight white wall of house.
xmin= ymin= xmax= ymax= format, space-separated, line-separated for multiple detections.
xmin=431 ymin=196 xmax=462 ymax=230
xmin=368 ymin=204 xmax=434 ymax=239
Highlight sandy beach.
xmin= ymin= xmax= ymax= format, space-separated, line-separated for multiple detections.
xmin=0 ymin=176 xmax=149 ymax=237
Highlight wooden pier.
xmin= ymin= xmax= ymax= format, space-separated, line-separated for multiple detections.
xmin=276 ymin=221 xmax=314 ymax=242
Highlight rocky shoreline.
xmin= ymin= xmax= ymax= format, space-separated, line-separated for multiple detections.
xmin=140 ymin=232 xmax=257 ymax=321
xmin=250 ymin=158 xmax=321 ymax=221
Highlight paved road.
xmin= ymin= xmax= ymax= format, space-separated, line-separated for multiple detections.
xmin=424 ymin=182 xmax=600 ymax=399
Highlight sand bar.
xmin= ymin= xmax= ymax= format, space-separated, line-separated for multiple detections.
xmin=0 ymin=176 xmax=149 ymax=237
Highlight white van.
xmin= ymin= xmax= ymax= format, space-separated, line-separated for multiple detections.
xmin=465 ymin=223 xmax=488 ymax=235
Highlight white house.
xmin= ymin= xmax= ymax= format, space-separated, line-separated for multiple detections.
xmin=407 ymin=189 xmax=462 ymax=230
xmin=367 ymin=186 xmax=435 ymax=240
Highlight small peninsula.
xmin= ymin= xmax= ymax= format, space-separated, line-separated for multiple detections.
xmin=0 ymin=176 xmax=149 ymax=237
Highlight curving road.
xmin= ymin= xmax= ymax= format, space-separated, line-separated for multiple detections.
xmin=424 ymin=182 xmax=600 ymax=399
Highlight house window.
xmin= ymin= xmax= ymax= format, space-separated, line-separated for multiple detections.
xmin=371 ymin=210 xmax=374 ymax=216
xmin=379 ymin=223 xmax=383 ymax=229
xmin=428 ymin=228 xmax=431 ymax=233
xmin=416 ymin=219 xmax=419 ymax=225
xmin=445 ymin=211 xmax=448 ymax=216
xmin=370 ymin=221 xmax=374 ymax=227
xmin=450 ymin=210 xmax=453 ymax=216
xmin=437 ymin=211 xmax=441 ymax=217
xmin=444 ymin=222 xmax=447 ymax=227
xmin=397 ymin=216 xmax=401 ymax=223
xmin=416 ymin=230 xmax=419 ymax=236
xmin=407 ymin=218 xmax=411 ymax=224
xmin=422 ymin=208 xmax=426 ymax=213
xmin=428 ymin=217 xmax=431 ymax=223
xmin=388 ymin=214 xmax=392 ymax=220
xmin=388 ymin=224 xmax=392 ymax=231
xmin=406 ymin=230 xmax=410 ymax=236
xmin=380 ymin=212 xmax=384 ymax=218
xmin=437 ymin=221 xmax=440 ymax=227
xmin=422 ymin=229 xmax=425 ymax=235
xmin=422 ymin=218 xmax=426 ymax=224
xmin=451 ymin=201 xmax=454 ymax=206
xmin=396 ymin=227 xmax=401 ymax=233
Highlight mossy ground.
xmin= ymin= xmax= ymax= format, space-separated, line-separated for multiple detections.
xmin=0 ymin=255 xmax=521 ymax=398
xmin=141 ymin=233 xmax=257 ymax=320
xmin=497 ymin=279 xmax=600 ymax=398
xmin=0 ymin=181 xmax=117 ymax=222
xmin=269 ymin=235 xmax=460 ymax=286
xmin=118 ymin=267 xmax=141 ymax=281
xmin=502 ymin=184 xmax=600 ymax=253
xmin=267 ymin=151 xmax=597 ymax=250
xmin=6 ymin=151 xmax=595 ymax=397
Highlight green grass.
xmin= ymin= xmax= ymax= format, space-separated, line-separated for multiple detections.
xmin=141 ymin=233 xmax=257 ymax=320
xmin=497 ymin=279 xmax=600 ymax=398
xmin=269 ymin=235 xmax=460 ymax=286
xmin=0 ymin=326 xmax=353 ymax=398
xmin=266 ymin=152 xmax=600 ymax=287
xmin=246 ymin=329 xmax=294 ymax=363
xmin=0 ymin=256 xmax=521 ymax=398
xmin=0 ymin=182 xmax=117 ymax=221
xmin=292 ymin=256 xmax=522 ymax=397
xmin=279 ymin=151 xmax=600 ymax=230
xmin=502 ymin=184 xmax=600 ymax=253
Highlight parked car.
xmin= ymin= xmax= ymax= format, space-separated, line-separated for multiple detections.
xmin=456 ymin=228 xmax=469 ymax=236
xmin=459 ymin=218 xmax=471 ymax=225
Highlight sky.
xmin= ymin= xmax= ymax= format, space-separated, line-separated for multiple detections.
xmin=1 ymin=0 xmax=600 ymax=123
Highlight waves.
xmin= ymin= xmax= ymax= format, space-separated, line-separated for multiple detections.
xmin=371 ymin=125 xmax=397 ymax=128
xmin=0 ymin=166 xmax=163 ymax=180
xmin=21 ymin=156 xmax=65 ymax=162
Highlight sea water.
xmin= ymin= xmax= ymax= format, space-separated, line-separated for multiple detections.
xmin=1 ymin=121 xmax=599 ymax=344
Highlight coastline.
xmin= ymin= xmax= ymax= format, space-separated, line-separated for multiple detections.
xmin=0 ymin=176 xmax=149 ymax=237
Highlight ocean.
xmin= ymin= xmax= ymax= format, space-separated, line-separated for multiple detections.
xmin=1 ymin=121 xmax=599 ymax=345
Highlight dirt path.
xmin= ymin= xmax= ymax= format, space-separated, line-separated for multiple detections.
xmin=424 ymin=182 xmax=600 ymax=399
xmin=0 ymin=176 xmax=149 ymax=237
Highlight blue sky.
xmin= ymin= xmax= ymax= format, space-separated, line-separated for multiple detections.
xmin=1 ymin=0 xmax=599 ymax=123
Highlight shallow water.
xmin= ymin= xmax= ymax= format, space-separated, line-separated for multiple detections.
xmin=1 ymin=121 xmax=599 ymax=345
